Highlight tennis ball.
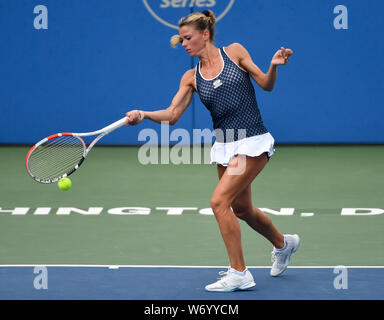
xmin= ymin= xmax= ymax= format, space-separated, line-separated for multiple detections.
xmin=58 ymin=178 xmax=72 ymax=191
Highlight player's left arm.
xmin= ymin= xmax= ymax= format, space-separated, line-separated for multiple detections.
xmin=227 ymin=43 xmax=293 ymax=92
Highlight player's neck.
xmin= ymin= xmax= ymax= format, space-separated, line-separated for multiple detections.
xmin=199 ymin=44 xmax=219 ymax=67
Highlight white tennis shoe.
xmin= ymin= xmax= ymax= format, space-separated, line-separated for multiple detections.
xmin=205 ymin=268 xmax=256 ymax=292
xmin=270 ymin=234 xmax=301 ymax=277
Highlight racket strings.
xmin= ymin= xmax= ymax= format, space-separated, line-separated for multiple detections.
xmin=29 ymin=139 xmax=84 ymax=179
xmin=30 ymin=136 xmax=75 ymax=160
xmin=28 ymin=135 xmax=85 ymax=181
xmin=29 ymin=147 xmax=83 ymax=179
xmin=33 ymin=136 xmax=82 ymax=163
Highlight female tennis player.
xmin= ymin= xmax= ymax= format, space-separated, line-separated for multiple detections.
xmin=126 ymin=10 xmax=300 ymax=292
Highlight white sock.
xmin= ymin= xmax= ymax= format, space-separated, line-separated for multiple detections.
xmin=229 ymin=267 xmax=247 ymax=276
xmin=276 ymin=237 xmax=288 ymax=252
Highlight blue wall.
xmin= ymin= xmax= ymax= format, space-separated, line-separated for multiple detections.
xmin=1 ymin=0 xmax=383 ymax=144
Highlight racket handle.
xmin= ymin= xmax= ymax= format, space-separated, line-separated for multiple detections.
xmin=100 ymin=117 xmax=128 ymax=135
xmin=74 ymin=117 xmax=129 ymax=137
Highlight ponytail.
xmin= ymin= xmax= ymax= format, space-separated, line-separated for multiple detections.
xmin=170 ymin=10 xmax=216 ymax=48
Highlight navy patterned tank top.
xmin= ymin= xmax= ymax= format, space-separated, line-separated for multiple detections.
xmin=195 ymin=47 xmax=268 ymax=143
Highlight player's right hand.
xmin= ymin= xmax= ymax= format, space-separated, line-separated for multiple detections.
xmin=126 ymin=110 xmax=144 ymax=126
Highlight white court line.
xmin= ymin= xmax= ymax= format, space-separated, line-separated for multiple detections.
xmin=0 ymin=264 xmax=383 ymax=268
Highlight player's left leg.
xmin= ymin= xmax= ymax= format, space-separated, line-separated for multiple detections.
xmin=217 ymin=154 xmax=301 ymax=278
xmin=229 ymin=184 xmax=285 ymax=249
xmin=230 ymin=185 xmax=300 ymax=276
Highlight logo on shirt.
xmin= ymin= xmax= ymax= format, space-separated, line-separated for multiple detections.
xmin=213 ymin=79 xmax=223 ymax=89
xmin=142 ymin=0 xmax=235 ymax=30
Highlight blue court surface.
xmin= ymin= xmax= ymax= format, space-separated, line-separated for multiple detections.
xmin=0 ymin=266 xmax=383 ymax=300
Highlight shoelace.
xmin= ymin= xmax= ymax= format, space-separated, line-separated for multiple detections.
xmin=216 ymin=269 xmax=235 ymax=287
xmin=271 ymin=249 xmax=282 ymax=263
xmin=217 ymin=270 xmax=229 ymax=280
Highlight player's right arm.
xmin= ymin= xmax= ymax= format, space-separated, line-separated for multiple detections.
xmin=126 ymin=69 xmax=195 ymax=126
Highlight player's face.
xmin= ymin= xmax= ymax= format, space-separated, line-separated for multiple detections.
xmin=179 ymin=25 xmax=208 ymax=57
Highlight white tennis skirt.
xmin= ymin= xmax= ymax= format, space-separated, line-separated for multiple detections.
xmin=210 ymin=132 xmax=275 ymax=166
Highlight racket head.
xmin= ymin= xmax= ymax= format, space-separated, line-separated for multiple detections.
xmin=26 ymin=133 xmax=86 ymax=184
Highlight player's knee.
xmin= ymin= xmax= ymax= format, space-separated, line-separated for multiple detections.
xmin=231 ymin=204 xmax=253 ymax=220
xmin=210 ymin=195 xmax=229 ymax=215
xmin=232 ymin=209 xmax=248 ymax=220
xmin=210 ymin=196 xmax=221 ymax=212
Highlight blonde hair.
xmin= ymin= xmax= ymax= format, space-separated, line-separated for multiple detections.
xmin=170 ymin=10 xmax=216 ymax=48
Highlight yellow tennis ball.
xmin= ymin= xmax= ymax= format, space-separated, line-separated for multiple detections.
xmin=58 ymin=178 xmax=72 ymax=191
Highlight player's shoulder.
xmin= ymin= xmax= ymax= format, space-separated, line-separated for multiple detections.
xmin=226 ymin=42 xmax=246 ymax=50
xmin=183 ymin=68 xmax=196 ymax=77
xmin=224 ymin=43 xmax=251 ymax=66
xmin=225 ymin=42 xmax=249 ymax=57
xmin=179 ymin=68 xmax=197 ymax=90
xmin=180 ymin=68 xmax=196 ymax=84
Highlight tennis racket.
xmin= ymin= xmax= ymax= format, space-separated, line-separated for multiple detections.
xmin=25 ymin=116 xmax=128 ymax=184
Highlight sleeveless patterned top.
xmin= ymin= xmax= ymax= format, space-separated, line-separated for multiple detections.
xmin=195 ymin=47 xmax=268 ymax=143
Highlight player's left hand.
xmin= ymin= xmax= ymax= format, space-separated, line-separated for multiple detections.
xmin=271 ymin=47 xmax=293 ymax=66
